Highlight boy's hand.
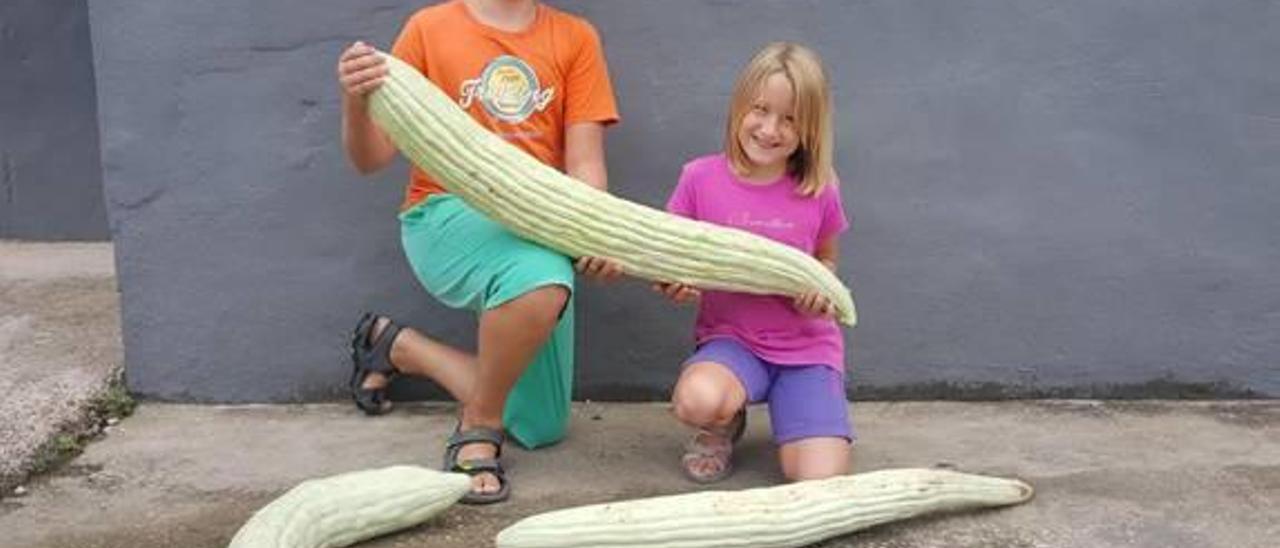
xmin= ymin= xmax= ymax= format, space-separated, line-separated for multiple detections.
xmin=575 ymin=256 xmax=624 ymax=283
xmin=337 ymin=41 xmax=388 ymax=99
xmin=652 ymin=282 xmax=701 ymax=305
xmin=794 ymin=290 xmax=836 ymax=318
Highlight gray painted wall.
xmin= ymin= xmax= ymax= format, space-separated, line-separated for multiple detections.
xmin=1 ymin=0 xmax=108 ymax=240
xmin=88 ymin=0 xmax=1279 ymax=402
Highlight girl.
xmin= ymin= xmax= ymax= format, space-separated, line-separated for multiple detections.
xmin=655 ymin=42 xmax=853 ymax=483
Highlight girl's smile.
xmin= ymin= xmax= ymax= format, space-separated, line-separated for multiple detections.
xmin=737 ymin=72 xmax=800 ymax=183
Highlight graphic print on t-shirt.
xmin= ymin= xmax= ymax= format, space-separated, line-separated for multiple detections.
xmin=459 ymin=55 xmax=556 ymax=124
xmin=726 ymin=209 xmax=806 ymax=249
xmin=727 ymin=211 xmax=797 ymax=232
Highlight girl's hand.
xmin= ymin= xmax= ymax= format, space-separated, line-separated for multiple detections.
xmin=575 ymin=256 xmax=624 ymax=283
xmin=794 ymin=290 xmax=836 ymax=318
xmin=337 ymin=41 xmax=388 ymax=99
xmin=652 ymin=282 xmax=701 ymax=304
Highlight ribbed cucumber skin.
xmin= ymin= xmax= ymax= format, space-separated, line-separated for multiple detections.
xmin=367 ymin=52 xmax=857 ymax=326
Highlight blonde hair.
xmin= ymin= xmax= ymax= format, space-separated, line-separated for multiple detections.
xmin=725 ymin=42 xmax=835 ymax=197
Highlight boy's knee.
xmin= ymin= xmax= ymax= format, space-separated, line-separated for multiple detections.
xmin=538 ymin=284 xmax=570 ymax=312
xmin=519 ymin=284 xmax=570 ymax=325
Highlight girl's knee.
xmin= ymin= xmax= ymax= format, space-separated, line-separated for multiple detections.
xmin=671 ymin=390 xmax=718 ymax=426
xmin=671 ymin=364 xmax=743 ymax=426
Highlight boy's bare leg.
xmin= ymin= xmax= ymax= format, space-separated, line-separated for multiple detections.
xmin=462 ymin=285 xmax=568 ymax=493
xmin=779 ymin=437 xmax=851 ymax=481
xmin=362 ymin=285 xmax=568 ymax=495
xmin=361 ymin=320 xmax=477 ymax=401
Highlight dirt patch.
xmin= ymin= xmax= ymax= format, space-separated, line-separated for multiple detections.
xmin=0 ymin=372 xmax=135 ymax=498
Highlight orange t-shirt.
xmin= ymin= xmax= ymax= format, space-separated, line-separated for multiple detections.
xmin=390 ymin=0 xmax=620 ymax=211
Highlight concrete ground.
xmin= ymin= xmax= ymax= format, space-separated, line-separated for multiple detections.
xmin=2 ymin=242 xmax=1278 ymax=548
xmin=0 ymin=242 xmax=121 ymax=493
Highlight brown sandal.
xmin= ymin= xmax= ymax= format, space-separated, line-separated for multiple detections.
xmin=680 ymin=409 xmax=746 ymax=484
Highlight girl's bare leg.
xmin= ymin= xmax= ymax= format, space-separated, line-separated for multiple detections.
xmin=671 ymin=362 xmax=747 ymax=479
xmin=778 ymin=437 xmax=852 ymax=481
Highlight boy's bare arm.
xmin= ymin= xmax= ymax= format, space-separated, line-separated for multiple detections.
xmin=338 ymin=41 xmax=398 ymax=174
xmin=565 ymin=120 xmax=622 ymax=280
xmin=564 ymin=121 xmax=608 ymax=191
xmin=342 ymin=96 xmax=397 ymax=174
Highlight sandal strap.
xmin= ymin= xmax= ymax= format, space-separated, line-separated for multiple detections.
xmin=681 ymin=433 xmax=735 ymax=484
xmin=351 ymin=313 xmax=376 ymax=346
xmin=729 ymin=408 xmax=747 ymax=443
xmin=696 ymin=409 xmax=746 ymax=441
xmin=353 ymin=314 xmax=402 ymax=375
xmin=685 ymin=430 xmax=734 ymax=455
xmin=452 ymin=454 xmax=512 ymax=504
xmin=367 ymin=323 xmax=402 ymax=374
xmin=451 ymin=457 xmax=504 ymax=476
xmin=446 ymin=426 xmax=505 ymax=457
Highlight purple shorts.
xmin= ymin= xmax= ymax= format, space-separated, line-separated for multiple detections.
xmin=683 ymin=338 xmax=854 ymax=445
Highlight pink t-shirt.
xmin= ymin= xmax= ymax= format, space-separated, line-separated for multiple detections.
xmin=666 ymin=154 xmax=850 ymax=371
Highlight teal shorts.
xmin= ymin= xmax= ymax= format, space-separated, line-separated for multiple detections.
xmin=399 ymin=194 xmax=575 ymax=449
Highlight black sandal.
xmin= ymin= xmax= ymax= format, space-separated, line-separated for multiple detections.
xmin=349 ymin=312 xmax=403 ymax=416
xmin=442 ymin=426 xmax=511 ymax=504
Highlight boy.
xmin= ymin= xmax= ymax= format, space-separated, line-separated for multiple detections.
xmin=336 ymin=0 xmax=621 ymax=504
